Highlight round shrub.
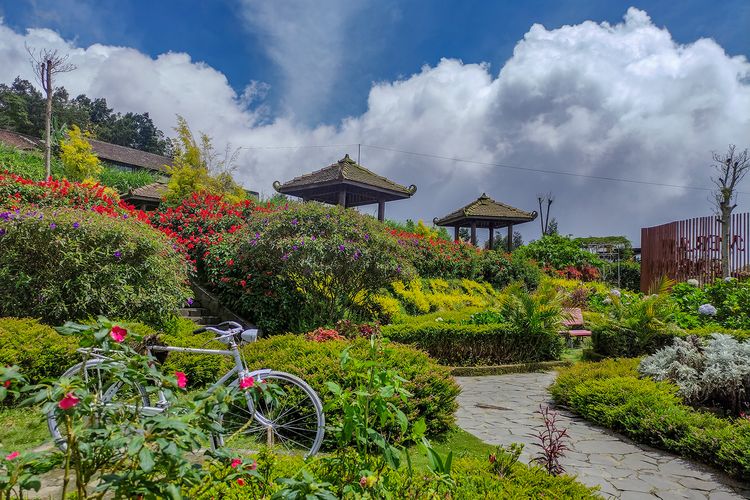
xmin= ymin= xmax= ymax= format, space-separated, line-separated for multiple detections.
xmin=0 ymin=208 xmax=191 ymax=326
xmin=239 ymin=335 xmax=459 ymax=438
xmin=204 ymin=202 xmax=414 ymax=333
xmin=0 ymin=317 xmax=79 ymax=384
xmin=477 ymin=250 xmax=541 ymax=290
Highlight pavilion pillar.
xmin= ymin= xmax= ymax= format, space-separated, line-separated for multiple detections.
xmin=470 ymin=222 xmax=477 ymax=246
xmin=338 ymin=189 xmax=347 ymax=207
xmin=507 ymin=224 xmax=514 ymax=252
xmin=488 ymin=223 xmax=494 ymax=250
xmin=377 ymin=200 xmax=385 ymax=221
xmin=454 ymin=226 xmax=460 ymax=242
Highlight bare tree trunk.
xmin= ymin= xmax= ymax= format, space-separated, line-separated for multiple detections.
xmin=720 ymin=203 xmax=732 ymax=278
xmin=44 ymin=60 xmax=52 ymax=178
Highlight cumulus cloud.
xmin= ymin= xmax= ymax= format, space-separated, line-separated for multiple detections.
xmin=0 ymin=8 xmax=749 ymax=244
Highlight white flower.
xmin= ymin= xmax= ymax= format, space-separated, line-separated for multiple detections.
xmin=724 ymin=276 xmax=735 ymax=282
xmin=435 ymin=317 xmax=444 ymax=322
xmin=687 ymin=279 xmax=700 ymax=287
xmin=603 ymin=297 xmax=612 ymax=304
xmin=698 ymin=303 xmax=717 ymax=316
xmin=610 ymin=289 xmax=621 ymax=298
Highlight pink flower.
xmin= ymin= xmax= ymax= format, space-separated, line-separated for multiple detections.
xmin=110 ymin=326 xmax=128 ymax=343
xmin=359 ymin=476 xmax=368 ymax=487
xmin=236 ymin=478 xmax=245 ymax=486
xmin=5 ymin=451 xmax=19 ymax=461
xmin=58 ymin=392 xmax=80 ymax=410
xmin=250 ymin=460 xmax=257 ymax=470
xmin=175 ymin=371 xmax=187 ymax=389
xmin=239 ymin=377 xmax=254 ymax=389
xmin=231 ymin=458 xmax=242 ymax=468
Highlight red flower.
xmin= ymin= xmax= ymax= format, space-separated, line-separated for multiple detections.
xmin=250 ymin=460 xmax=257 ymax=470
xmin=230 ymin=458 xmax=242 ymax=468
xmin=175 ymin=371 xmax=187 ymax=389
xmin=110 ymin=325 xmax=128 ymax=343
xmin=236 ymin=478 xmax=245 ymax=486
xmin=5 ymin=451 xmax=19 ymax=461
xmin=58 ymin=392 xmax=80 ymax=410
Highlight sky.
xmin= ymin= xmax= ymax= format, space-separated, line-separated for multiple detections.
xmin=0 ymin=0 xmax=749 ymax=245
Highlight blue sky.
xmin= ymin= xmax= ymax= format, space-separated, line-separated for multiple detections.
xmin=0 ymin=1 xmax=749 ymax=242
xmin=2 ymin=0 xmax=748 ymax=126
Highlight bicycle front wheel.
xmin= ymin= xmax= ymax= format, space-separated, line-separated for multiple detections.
xmin=215 ymin=371 xmax=324 ymax=458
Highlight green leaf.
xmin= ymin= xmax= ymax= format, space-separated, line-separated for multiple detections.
xmin=139 ymin=447 xmax=155 ymax=473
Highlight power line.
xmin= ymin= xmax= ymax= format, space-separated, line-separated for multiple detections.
xmin=362 ymin=143 xmax=749 ymax=194
xmin=238 ymin=143 xmax=359 ymax=150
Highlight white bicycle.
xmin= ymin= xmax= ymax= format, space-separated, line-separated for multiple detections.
xmin=47 ymin=321 xmax=325 ymax=457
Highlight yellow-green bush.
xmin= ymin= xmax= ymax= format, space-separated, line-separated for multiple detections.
xmin=382 ymin=278 xmax=499 ymax=317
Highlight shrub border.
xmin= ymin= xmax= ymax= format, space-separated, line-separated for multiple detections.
xmin=450 ymin=360 xmax=572 ymax=376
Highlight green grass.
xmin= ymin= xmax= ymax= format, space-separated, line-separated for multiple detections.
xmin=0 ymin=407 xmax=48 ymax=453
xmin=560 ymin=347 xmax=585 ymax=363
xmin=407 ymin=427 xmax=494 ymax=470
xmin=0 ymin=143 xmax=160 ymax=193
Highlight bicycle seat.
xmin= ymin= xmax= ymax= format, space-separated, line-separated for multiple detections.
xmin=193 ymin=321 xmax=259 ymax=344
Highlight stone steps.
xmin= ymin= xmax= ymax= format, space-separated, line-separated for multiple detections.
xmin=178 ymin=300 xmax=220 ymax=327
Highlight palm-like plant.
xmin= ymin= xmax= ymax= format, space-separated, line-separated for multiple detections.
xmin=498 ymin=283 xmax=565 ymax=337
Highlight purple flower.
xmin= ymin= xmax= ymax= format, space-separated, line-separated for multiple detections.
xmin=311 ymin=235 xmax=316 ymax=241
xmin=49 ymin=223 xmax=57 ymax=230
xmin=353 ymin=250 xmax=361 ymax=261
xmin=364 ymin=233 xmax=370 ymax=241
xmin=281 ymin=253 xmax=290 ymax=261
xmin=396 ymin=265 xmax=402 ymax=273
xmin=187 ymin=298 xmax=194 ymax=306
xmin=0 ymin=228 xmax=5 ymax=236
xmin=290 ymin=218 xmax=298 ymax=226
xmin=0 ymin=212 xmax=10 ymax=221
xmin=338 ymin=244 xmax=345 ymax=252
xmin=114 ymin=251 xmax=122 ymax=259
xmin=292 ymin=245 xmax=298 ymax=251
xmin=122 ymin=214 xmax=129 ymax=219
xmin=72 ymin=222 xmax=80 ymax=229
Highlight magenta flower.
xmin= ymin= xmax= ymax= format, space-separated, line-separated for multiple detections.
xmin=110 ymin=326 xmax=128 ymax=343
xmin=175 ymin=371 xmax=187 ymax=389
xmin=239 ymin=377 xmax=254 ymax=389
xmin=231 ymin=458 xmax=242 ymax=468
xmin=5 ymin=451 xmax=19 ymax=461
xmin=58 ymin=393 xmax=80 ymax=410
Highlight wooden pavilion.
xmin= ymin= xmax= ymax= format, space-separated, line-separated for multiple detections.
xmin=433 ymin=193 xmax=537 ymax=251
xmin=273 ymin=154 xmax=417 ymax=221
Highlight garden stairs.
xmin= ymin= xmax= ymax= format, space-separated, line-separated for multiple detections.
xmin=178 ymin=296 xmax=220 ymax=326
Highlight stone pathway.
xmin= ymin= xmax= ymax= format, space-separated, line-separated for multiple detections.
xmin=455 ymin=372 xmax=750 ymax=499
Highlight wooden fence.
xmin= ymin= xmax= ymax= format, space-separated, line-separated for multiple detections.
xmin=640 ymin=213 xmax=750 ymax=292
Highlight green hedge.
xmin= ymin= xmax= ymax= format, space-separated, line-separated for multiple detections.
xmin=550 ymin=359 xmax=750 ymax=480
xmin=0 ymin=208 xmax=191 ymax=326
xmin=0 ymin=318 xmax=79 ymax=384
xmin=382 ymin=322 xmax=563 ymax=366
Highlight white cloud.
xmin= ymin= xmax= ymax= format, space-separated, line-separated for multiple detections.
xmin=0 ymin=8 xmax=749 ymax=244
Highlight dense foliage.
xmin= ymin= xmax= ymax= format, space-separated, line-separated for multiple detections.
xmin=59 ymin=125 xmax=103 ymax=181
xmin=205 ymin=202 xmax=414 ymax=333
xmin=515 ymin=234 xmax=603 ymax=280
xmin=0 ymin=77 xmax=171 ymax=155
xmin=640 ymin=334 xmax=750 ymax=414
xmin=551 ymin=359 xmax=750 ymax=480
xmin=0 ymin=209 xmax=190 ymax=325
xmin=670 ymin=279 xmax=750 ymax=330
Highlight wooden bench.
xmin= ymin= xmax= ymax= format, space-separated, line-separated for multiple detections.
xmin=559 ymin=307 xmax=591 ymax=346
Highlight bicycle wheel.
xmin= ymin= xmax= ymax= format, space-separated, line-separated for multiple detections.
xmin=47 ymin=359 xmax=150 ymax=450
xmin=215 ymin=371 xmax=325 ymax=458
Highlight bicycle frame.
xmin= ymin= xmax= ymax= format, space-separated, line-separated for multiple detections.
xmin=131 ymin=342 xmax=270 ymax=417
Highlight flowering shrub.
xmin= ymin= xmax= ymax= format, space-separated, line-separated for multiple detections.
xmin=205 ymin=202 xmax=414 ymax=333
xmin=0 ymin=208 xmax=191 ymax=326
xmin=305 ymin=328 xmax=344 ymax=342
xmin=149 ymin=192 xmax=274 ymax=268
xmin=515 ymin=234 xmax=603 ymax=281
xmin=669 ymin=279 xmax=750 ymax=330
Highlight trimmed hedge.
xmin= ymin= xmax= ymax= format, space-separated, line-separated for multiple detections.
xmin=550 ymin=359 xmax=750 ymax=480
xmin=382 ymin=322 xmax=563 ymax=366
xmin=0 ymin=318 xmax=79 ymax=384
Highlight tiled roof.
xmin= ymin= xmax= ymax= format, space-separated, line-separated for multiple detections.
xmin=274 ymin=154 xmax=416 ymax=196
xmin=434 ymin=193 xmax=537 ymax=225
xmin=122 ymin=181 xmax=167 ymax=201
xmin=88 ymin=139 xmax=172 ymax=173
xmin=0 ymin=129 xmax=43 ymax=150
xmin=0 ymin=129 xmax=172 ymax=173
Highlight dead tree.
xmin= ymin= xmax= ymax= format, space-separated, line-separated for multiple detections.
xmin=537 ymin=192 xmax=554 ymax=236
xmin=27 ymin=45 xmax=76 ymax=178
xmin=711 ymin=145 xmax=750 ymax=278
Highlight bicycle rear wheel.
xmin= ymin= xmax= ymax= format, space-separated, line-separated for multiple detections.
xmin=47 ymin=359 xmax=150 ymax=450
xmin=215 ymin=371 xmax=324 ymax=458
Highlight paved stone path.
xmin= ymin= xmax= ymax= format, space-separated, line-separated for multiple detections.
xmin=455 ymin=372 xmax=750 ymax=499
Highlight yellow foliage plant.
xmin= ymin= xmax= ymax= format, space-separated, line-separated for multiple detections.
xmin=59 ymin=125 xmax=103 ymax=181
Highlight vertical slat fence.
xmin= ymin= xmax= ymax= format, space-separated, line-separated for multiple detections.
xmin=640 ymin=213 xmax=750 ymax=292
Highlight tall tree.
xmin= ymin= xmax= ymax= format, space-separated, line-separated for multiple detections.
xmin=26 ymin=46 xmax=76 ymax=178
xmin=537 ymin=193 xmax=555 ymax=236
xmin=711 ymin=145 xmax=750 ymax=278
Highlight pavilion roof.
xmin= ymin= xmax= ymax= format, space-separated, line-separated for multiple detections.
xmin=273 ymin=154 xmax=416 ymax=199
xmin=434 ymin=193 xmax=537 ymax=227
